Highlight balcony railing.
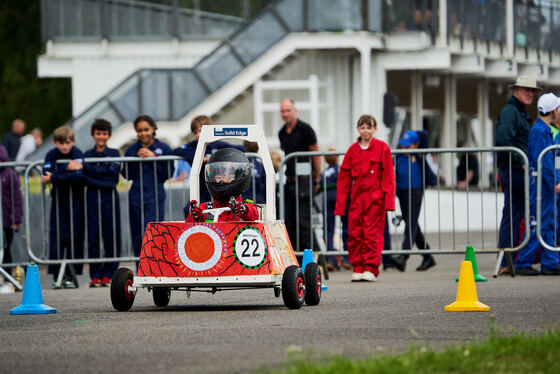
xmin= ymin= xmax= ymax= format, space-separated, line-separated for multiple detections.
xmin=40 ymin=0 xmax=256 ymax=42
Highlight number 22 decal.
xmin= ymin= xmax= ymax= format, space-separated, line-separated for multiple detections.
xmin=241 ymin=238 xmax=260 ymax=257
xmin=234 ymin=227 xmax=267 ymax=268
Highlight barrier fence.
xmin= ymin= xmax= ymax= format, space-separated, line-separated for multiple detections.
xmin=279 ymin=147 xmax=530 ymax=276
xmin=0 ymin=147 xmax=540 ymax=289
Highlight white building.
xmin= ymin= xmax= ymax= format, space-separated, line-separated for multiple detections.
xmin=36 ymin=0 xmax=560 ymax=184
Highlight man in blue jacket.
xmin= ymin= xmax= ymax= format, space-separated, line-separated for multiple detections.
xmin=495 ymin=75 xmax=540 ymax=274
xmin=515 ymin=93 xmax=560 ymax=275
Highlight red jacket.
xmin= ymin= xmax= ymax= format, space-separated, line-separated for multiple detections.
xmin=334 ymin=138 xmax=395 ymax=215
xmin=186 ymin=195 xmax=259 ymax=222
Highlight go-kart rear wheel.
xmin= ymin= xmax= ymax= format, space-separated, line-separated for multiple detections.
xmin=304 ymin=263 xmax=321 ymax=306
xmin=153 ymin=287 xmax=171 ymax=307
xmin=282 ymin=265 xmax=305 ymax=309
xmin=111 ymin=268 xmax=135 ymax=311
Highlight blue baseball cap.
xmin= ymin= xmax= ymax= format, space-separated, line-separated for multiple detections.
xmin=398 ymin=130 xmax=419 ymax=147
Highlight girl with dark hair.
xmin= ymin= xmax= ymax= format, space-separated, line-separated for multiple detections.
xmin=122 ymin=115 xmax=174 ymax=257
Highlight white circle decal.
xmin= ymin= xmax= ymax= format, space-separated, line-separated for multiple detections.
xmin=234 ymin=227 xmax=267 ymax=269
xmin=177 ymin=225 xmax=223 ymax=271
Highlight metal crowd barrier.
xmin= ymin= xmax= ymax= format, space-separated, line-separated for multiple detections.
xmin=0 ymin=147 xmax=537 ymax=288
xmin=279 ymin=147 xmax=530 ymax=276
xmin=20 ymin=156 xmax=183 ymax=288
xmin=0 ymin=153 xmax=264 ymax=289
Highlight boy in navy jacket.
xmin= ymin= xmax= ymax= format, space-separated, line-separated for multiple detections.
xmin=84 ymin=119 xmax=121 ymax=287
xmin=41 ymin=126 xmax=84 ymax=288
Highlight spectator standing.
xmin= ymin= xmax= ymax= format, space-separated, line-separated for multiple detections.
xmin=456 ymin=141 xmax=479 ymax=188
xmin=41 ymin=126 xmax=85 ymax=288
xmin=15 ymin=128 xmax=43 ymax=163
xmin=2 ymin=119 xmax=25 ymax=161
xmin=122 ymin=115 xmax=174 ymax=257
xmin=393 ymin=130 xmax=437 ymax=272
xmin=242 ymin=141 xmax=265 ymax=204
xmin=320 ymin=149 xmax=340 ymax=271
xmin=0 ymin=145 xmax=23 ymax=292
xmin=83 ymin=119 xmax=121 ymax=287
xmin=278 ymin=98 xmax=321 ymax=252
xmin=495 ymin=75 xmax=540 ymax=274
xmin=334 ymin=115 xmax=395 ymax=282
xmin=515 ymin=93 xmax=560 ymax=275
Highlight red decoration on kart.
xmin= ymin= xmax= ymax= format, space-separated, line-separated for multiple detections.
xmin=176 ymin=224 xmax=226 ymax=271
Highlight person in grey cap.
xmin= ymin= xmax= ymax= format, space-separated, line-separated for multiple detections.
xmin=495 ymin=75 xmax=541 ymax=275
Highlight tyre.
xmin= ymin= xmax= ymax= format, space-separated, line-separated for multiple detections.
xmin=281 ymin=265 xmax=305 ymax=309
xmin=304 ymin=263 xmax=321 ymax=306
xmin=110 ymin=268 xmax=135 ymax=311
xmin=153 ymin=287 xmax=171 ymax=307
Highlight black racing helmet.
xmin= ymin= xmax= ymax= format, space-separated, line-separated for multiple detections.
xmin=205 ymin=148 xmax=251 ymax=202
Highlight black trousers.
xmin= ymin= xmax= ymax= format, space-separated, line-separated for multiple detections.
xmin=396 ymin=188 xmax=431 ymax=259
xmin=2 ymin=228 xmax=14 ymax=265
xmin=285 ymin=178 xmax=313 ymax=251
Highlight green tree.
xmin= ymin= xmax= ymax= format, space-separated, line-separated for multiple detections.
xmin=0 ymin=0 xmax=71 ymax=137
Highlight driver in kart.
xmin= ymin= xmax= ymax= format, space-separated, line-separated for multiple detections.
xmin=187 ymin=148 xmax=259 ymax=222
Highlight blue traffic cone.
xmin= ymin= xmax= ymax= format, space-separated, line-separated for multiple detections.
xmin=10 ymin=265 xmax=56 ymax=315
xmin=301 ymin=249 xmax=328 ymax=291
xmin=301 ymin=249 xmax=314 ymax=271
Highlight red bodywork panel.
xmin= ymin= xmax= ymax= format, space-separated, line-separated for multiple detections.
xmin=138 ymin=221 xmax=297 ymax=278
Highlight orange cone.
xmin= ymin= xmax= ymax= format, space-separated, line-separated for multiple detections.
xmin=445 ymin=261 xmax=490 ymax=312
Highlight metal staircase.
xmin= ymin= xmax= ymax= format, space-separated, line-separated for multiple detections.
xmin=32 ymin=0 xmax=384 ymax=159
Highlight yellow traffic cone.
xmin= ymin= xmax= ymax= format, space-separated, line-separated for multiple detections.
xmin=445 ymin=261 xmax=490 ymax=312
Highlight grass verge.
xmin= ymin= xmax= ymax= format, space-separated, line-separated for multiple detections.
xmin=269 ymin=328 xmax=560 ymax=374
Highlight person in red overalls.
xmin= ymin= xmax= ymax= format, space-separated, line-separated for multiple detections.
xmin=334 ymin=115 xmax=395 ymax=282
xmin=187 ymin=148 xmax=259 ymax=222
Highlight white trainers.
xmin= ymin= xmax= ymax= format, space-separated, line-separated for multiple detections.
xmin=0 ymin=282 xmax=15 ymax=294
xmin=351 ymin=272 xmax=363 ymax=282
xmin=362 ymin=271 xmax=377 ymax=282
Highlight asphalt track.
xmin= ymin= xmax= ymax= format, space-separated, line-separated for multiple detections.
xmin=1 ymin=253 xmax=560 ymax=374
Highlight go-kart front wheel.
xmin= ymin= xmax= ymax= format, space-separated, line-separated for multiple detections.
xmin=282 ymin=265 xmax=305 ymax=309
xmin=153 ymin=287 xmax=171 ymax=307
xmin=304 ymin=262 xmax=321 ymax=306
xmin=111 ymin=268 xmax=135 ymax=311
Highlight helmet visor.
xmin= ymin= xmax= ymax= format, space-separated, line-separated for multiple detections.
xmin=205 ymin=161 xmax=250 ymax=184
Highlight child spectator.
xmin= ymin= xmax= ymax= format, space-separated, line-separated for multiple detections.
xmin=41 ymin=125 xmax=84 ymax=288
xmin=334 ymin=115 xmax=395 ymax=282
xmin=242 ymin=140 xmax=265 ymax=204
xmin=270 ymin=151 xmax=282 ymax=174
xmin=122 ymin=115 xmax=174 ymax=257
xmin=173 ymin=115 xmax=245 ymax=216
xmin=321 ymin=149 xmax=340 ymax=271
xmin=0 ymin=145 xmax=23 ymax=292
xmin=456 ymin=141 xmax=479 ymax=188
xmin=83 ymin=119 xmax=121 ymax=287
xmin=188 ymin=148 xmax=258 ymax=222
xmin=393 ymin=130 xmax=437 ymax=272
